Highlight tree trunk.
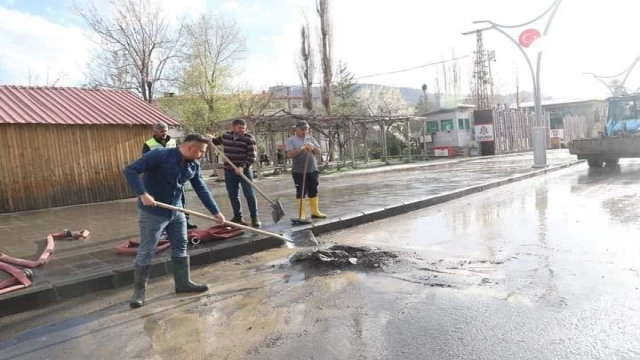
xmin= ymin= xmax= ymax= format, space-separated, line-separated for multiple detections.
xmin=281 ymin=131 xmax=288 ymax=172
xmin=422 ymin=119 xmax=427 ymax=160
xmin=348 ymin=121 xmax=356 ymax=168
xmin=363 ymin=125 xmax=369 ymax=164
xmin=269 ymin=126 xmax=277 ymax=172
xmin=380 ymin=121 xmax=389 ymax=163
xmin=406 ymin=119 xmax=411 ymax=162
xmin=327 ymin=128 xmax=335 ymax=162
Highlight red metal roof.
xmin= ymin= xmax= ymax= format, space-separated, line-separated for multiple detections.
xmin=0 ymin=86 xmax=180 ymax=126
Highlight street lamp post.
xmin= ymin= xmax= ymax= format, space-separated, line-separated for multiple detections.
xmin=465 ymin=0 xmax=563 ymax=168
xmin=584 ymin=55 xmax=640 ymax=96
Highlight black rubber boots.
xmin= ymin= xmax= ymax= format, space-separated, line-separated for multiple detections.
xmin=129 ymin=265 xmax=151 ymax=309
xmin=171 ymin=256 xmax=209 ymax=293
xmin=129 ymin=256 xmax=208 ymax=309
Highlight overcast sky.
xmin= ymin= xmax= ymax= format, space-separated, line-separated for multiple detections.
xmin=1 ymin=0 xmax=638 ymax=100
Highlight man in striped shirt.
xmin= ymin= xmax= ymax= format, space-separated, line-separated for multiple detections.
xmin=210 ymin=119 xmax=261 ymax=227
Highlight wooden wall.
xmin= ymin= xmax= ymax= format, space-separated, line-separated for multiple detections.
xmin=0 ymin=124 xmax=152 ymax=213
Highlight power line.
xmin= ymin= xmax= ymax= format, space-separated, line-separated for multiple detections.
xmin=270 ymin=53 xmax=473 ymax=90
xmin=353 ymin=54 xmax=472 ymax=81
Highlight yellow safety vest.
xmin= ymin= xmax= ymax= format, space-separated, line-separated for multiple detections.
xmin=145 ymin=137 xmax=176 ymax=151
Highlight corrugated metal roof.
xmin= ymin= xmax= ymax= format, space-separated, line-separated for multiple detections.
xmin=0 ymin=86 xmax=181 ymax=126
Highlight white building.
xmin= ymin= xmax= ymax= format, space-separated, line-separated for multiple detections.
xmin=421 ymin=105 xmax=475 ymax=152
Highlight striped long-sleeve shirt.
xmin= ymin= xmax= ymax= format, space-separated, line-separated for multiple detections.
xmin=211 ymin=131 xmax=257 ymax=169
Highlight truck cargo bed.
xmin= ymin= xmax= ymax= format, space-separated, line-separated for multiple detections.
xmin=568 ymin=135 xmax=640 ymax=158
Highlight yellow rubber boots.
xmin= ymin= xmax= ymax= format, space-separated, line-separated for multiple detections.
xmin=296 ymin=198 xmax=307 ymax=219
xmin=308 ymin=197 xmax=327 ymax=219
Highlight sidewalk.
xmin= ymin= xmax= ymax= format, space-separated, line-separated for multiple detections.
xmin=0 ymin=150 xmax=583 ymax=315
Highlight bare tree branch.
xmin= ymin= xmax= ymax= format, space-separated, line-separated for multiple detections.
xmin=75 ymin=0 xmax=183 ymax=102
xmin=296 ymin=12 xmax=314 ymax=113
xmin=317 ymin=0 xmax=333 ymax=116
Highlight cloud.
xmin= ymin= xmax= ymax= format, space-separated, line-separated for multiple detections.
xmin=224 ymin=0 xmax=241 ymax=12
xmin=0 ymin=1 xmax=210 ymax=86
xmin=150 ymin=0 xmax=207 ymax=22
xmin=0 ymin=6 xmax=93 ymax=86
xmin=2 ymin=0 xmax=638 ymax=99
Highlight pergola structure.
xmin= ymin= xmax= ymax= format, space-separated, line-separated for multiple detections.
xmin=211 ymin=113 xmax=424 ymax=176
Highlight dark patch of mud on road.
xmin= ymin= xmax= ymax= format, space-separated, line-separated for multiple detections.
xmin=289 ymin=244 xmax=401 ymax=270
xmin=289 ymin=244 xmax=518 ymax=291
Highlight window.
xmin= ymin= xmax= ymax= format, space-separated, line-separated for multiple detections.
xmin=426 ymin=121 xmax=439 ymax=132
xmin=291 ymin=102 xmax=300 ymax=109
xmin=441 ymin=119 xmax=454 ymax=132
xmin=458 ymin=118 xmax=470 ymax=130
xmin=608 ymin=97 xmax=640 ymax=121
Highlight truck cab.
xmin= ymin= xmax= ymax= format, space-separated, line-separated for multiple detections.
xmin=568 ymin=94 xmax=640 ymax=168
xmin=605 ymin=95 xmax=640 ymax=137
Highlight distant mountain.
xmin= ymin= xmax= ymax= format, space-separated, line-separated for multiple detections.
xmin=268 ymin=84 xmax=552 ymax=110
xmin=269 ymin=84 xmax=426 ymax=106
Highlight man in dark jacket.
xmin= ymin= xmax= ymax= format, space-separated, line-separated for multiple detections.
xmin=142 ymin=123 xmax=197 ymax=229
xmin=208 ymin=119 xmax=261 ymax=227
xmin=124 ymin=134 xmax=225 ymax=309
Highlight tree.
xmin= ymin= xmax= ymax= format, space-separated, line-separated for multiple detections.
xmin=297 ymin=14 xmax=315 ymax=113
xmin=356 ymin=86 xmax=411 ymax=117
xmin=448 ymin=51 xmax=462 ymax=103
xmin=317 ymin=0 xmax=333 ymax=116
xmin=25 ymin=68 xmax=68 ymax=86
xmin=180 ymin=13 xmax=246 ymax=124
xmin=356 ymin=86 xmax=411 ymax=162
xmin=326 ymin=61 xmax=359 ymax=166
xmin=233 ymin=87 xmax=274 ymax=116
xmin=433 ymin=78 xmax=442 ymax=110
xmin=76 ymin=0 xmax=183 ymax=103
xmin=316 ymin=0 xmax=336 ymax=161
xmin=414 ymin=83 xmax=429 ymax=115
xmin=331 ymin=60 xmax=358 ymax=116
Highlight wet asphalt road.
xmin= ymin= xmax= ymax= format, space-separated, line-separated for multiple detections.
xmin=2 ymin=160 xmax=640 ymax=359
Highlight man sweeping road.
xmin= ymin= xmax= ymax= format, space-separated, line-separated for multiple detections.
xmin=142 ymin=122 xmax=198 ymax=230
xmin=209 ymin=119 xmax=261 ymax=228
xmin=124 ymin=134 xmax=225 ymax=309
xmin=286 ymin=120 xmax=327 ymax=221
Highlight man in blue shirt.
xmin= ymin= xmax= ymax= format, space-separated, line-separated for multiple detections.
xmin=142 ymin=123 xmax=198 ymax=230
xmin=124 ymin=134 xmax=225 ymax=308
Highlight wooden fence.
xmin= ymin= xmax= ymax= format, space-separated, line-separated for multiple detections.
xmin=492 ymin=108 xmax=550 ymax=154
xmin=0 ymin=124 xmax=150 ymax=213
xmin=563 ymin=108 xmax=605 ymax=142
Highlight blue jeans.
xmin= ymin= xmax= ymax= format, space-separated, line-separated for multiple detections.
xmin=181 ymin=189 xmax=190 ymax=222
xmin=135 ymin=209 xmax=188 ymax=266
xmin=224 ymin=168 xmax=258 ymax=218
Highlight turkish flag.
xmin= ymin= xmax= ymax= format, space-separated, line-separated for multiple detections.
xmin=519 ymin=28 xmax=541 ymax=48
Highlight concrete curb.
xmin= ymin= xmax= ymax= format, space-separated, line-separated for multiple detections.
xmin=0 ymin=159 xmax=583 ymax=317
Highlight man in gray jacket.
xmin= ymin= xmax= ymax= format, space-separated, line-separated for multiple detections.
xmin=285 ymin=120 xmax=327 ymax=220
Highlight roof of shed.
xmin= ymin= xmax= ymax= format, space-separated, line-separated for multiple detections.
xmin=0 ymin=86 xmax=180 ymax=126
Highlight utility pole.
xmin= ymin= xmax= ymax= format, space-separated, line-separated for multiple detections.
xmin=421 ymin=83 xmax=428 ymax=159
xmin=462 ymin=29 xmax=492 ymax=110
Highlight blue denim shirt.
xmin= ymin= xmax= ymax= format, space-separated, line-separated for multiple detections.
xmin=123 ymin=147 xmax=220 ymax=217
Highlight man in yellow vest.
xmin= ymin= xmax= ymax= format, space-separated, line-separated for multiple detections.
xmin=142 ymin=123 xmax=177 ymax=153
xmin=143 ymin=123 xmax=197 ymax=229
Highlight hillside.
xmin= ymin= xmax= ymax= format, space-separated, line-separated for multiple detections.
xmin=270 ymin=84 xmax=425 ymax=106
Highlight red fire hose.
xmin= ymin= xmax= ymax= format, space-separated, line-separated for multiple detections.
xmin=0 ymin=262 xmax=32 ymax=296
xmin=0 ymin=229 xmax=90 ymax=295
